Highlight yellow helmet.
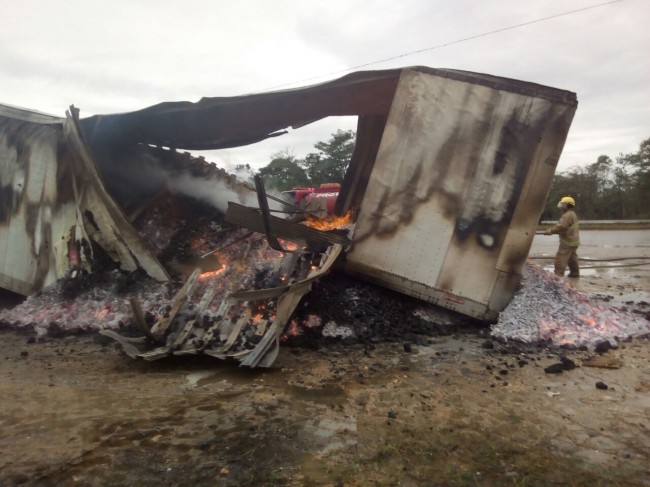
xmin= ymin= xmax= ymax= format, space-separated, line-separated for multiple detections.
xmin=560 ymin=196 xmax=575 ymax=205
xmin=558 ymin=196 xmax=575 ymax=207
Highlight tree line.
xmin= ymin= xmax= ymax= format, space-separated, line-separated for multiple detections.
xmin=255 ymin=129 xmax=649 ymax=220
xmin=258 ymin=129 xmax=355 ymax=190
xmin=542 ymin=137 xmax=649 ymax=220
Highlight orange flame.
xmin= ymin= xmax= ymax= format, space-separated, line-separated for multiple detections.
xmin=302 ymin=211 xmax=352 ymax=231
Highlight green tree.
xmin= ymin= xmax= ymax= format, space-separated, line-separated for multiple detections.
xmin=609 ymin=163 xmax=635 ymax=219
xmin=543 ymin=164 xmax=600 ymax=219
xmin=258 ymin=150 xmax=309 ymax=191
xmin=617 ymin=137 xmax=650 ymax=218
xmin=543 ymin=172 xmax=575 ymax=220
xmin=303 ymin=129 xmax=356 ymax=185
xmin=543 ymin=136 xmax=650 ymax=220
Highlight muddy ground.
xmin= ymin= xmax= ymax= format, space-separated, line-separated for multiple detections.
xmin=1 ymin=232 xmax=649 ymax=486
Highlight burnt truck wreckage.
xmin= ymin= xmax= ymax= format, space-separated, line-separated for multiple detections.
xmin=0 ymin=66 xmax=577 ymax=367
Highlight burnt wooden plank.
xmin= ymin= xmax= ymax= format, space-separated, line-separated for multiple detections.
xmin=150 ymin=268 xmax=202 ymax=338
xmin=225 ymin=202 xmax=350 ymax=249
xmin=171 ymin=286 xmax=217 ymax=349
xmin=129 ymin=298 xmax=155 ymax=341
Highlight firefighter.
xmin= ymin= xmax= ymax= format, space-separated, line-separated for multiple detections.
xmin=544 ymin=196 xmax=580 ymax=277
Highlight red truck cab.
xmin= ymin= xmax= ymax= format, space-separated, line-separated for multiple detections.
xmin=282 ymin=183 xmax=340 ymax=217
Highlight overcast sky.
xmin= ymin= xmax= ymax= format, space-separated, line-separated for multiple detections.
xmin=1 ymin=0 xmax=648 ymax=172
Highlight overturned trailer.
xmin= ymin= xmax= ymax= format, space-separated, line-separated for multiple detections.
xmin=0 ymin=66 xmax=576 ymax=365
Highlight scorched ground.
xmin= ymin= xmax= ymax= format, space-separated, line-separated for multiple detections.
xmin=0 ymin=216 xmax=649 ymax=486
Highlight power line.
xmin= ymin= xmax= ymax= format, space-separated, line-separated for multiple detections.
xmin=255 ymin=0 xmax=626 ymax=93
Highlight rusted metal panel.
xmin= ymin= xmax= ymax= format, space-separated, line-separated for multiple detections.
xmin=345 ymin=69 xmax=576 ymax=320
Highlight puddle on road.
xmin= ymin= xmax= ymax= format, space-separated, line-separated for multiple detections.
xmin=287 ymin=383 xmax=346 ymax=406
xmin=304 ymin=416 xmax=358 ymax=456
xmin=539 ymin=263 xmax=650 ymax=303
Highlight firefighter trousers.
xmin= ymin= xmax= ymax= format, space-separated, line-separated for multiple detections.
xmin=554 ymin=243 xmax=579 ymax=277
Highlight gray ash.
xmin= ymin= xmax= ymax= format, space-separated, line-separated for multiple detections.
xmin=492 ymin=263 xmax=650 ymax=348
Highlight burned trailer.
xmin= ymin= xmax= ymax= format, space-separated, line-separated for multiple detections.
xmin=1 ymin=66 xmax=576 ymax=366
xmin=339 ymin=70 xmax=577 ymax=320
xmin=78 ymin=66 xmax=575 ymax=321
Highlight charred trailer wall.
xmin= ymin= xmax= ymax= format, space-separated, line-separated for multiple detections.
xmin=0 ymin=107 xmax=73 ymax=295
xmin=0 ymin=105 xmax=168 ymax=296
xmin=344 ymin=69 xmax=577 ymax=321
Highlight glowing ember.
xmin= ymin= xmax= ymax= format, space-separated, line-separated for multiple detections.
xmin=281 ymin=240 xmax=300 ymax=252
xmin=198 ymin=265 xmax=227 ymax=280
xmin=492 ymin=263 xmax=650 ymax=347
xmin=284 ymin=319 xmax=302 ymax=337
xmin=302 ymin=211 xmax=352 ymax=231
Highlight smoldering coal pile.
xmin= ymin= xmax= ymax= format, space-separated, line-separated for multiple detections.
xmin=491 ymin=263 xmax=650 ymax=347
xmin=283 ymin=273 xmax=480 ymax=348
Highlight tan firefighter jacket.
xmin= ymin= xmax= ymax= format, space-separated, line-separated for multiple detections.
xmin=550 ymin=209 xmax=580 ymax=247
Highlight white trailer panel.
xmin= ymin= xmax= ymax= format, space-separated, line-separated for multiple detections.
xmin=345 ymin=69 xmax=576 ymax=320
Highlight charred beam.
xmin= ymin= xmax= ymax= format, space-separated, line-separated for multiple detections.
xmin=129 ymin=298 xmax=155 ymax=341
xmin=225 ymin=202 xmax=350 ymax=250
xmin=150 ymin=267 xmax=202 ymax=338
xmin=254 ymin=175 xmax=288 ymax=252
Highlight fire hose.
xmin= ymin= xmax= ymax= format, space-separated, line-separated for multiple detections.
xmin=528 ymin=255 xmax=650 ymax=269
xmin=532 ymin=232 xmax=650 ymax=268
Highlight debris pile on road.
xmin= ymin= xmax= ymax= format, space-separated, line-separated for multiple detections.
xmin=491 ymin=263 xmax=650 ymax=348
xmin=0 ymin=195 xmax=289 ymax=335
xmin=0 ymin=186 xmax=479 ymax=361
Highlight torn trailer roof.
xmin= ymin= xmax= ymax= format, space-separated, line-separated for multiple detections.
xmin=1 ymin=66 xmax=577 ymax=366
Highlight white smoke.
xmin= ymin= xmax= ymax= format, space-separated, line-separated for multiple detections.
xmin=164 ymin=169 xmax=284 ymax=214
xmin=94 ymin=147 xmax=286 ymax=216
